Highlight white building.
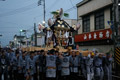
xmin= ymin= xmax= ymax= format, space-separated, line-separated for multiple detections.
xmin=64 ymin=19 xmax=77 ymax=26
xmin=31 ymin=32 xmax=45 ymax=47
xmin=75 ymin=0 xmax=113 ymax=53
xmin=14 ymin=35 xmax=26 ymax=48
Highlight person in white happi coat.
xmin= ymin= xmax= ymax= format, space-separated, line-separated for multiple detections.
xmin=55 ymin=51 xmax=62 ymax=80
xmin=0 ymin=50 xmax=10 ymax=80
xmin=69 ymin=51 xmax=80 ymax=80
xmin=103 ymin=53 xmax=113 ymax=80
xmin=60 ymin=52 xmax=70 ymax=80
xmin=94 ymin=53 xmax=104 ymax=80
xmin=81 ymin=56 xmax=87 ymax=79
xmin=86 ymin=52 xmax=95 ymax=80
xmin=45 ymin=49 xmax=57 ymax=80
xmin=10 ymin=52 xmax=19 ymax=80
xmin=18 ymin=51 xmax=28 ymax=80
xmin=26 ymin=51 xmax=38 ymax=80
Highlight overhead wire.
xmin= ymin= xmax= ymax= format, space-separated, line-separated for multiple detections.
xmin=69 ymin=0 xmax=75 ymax=8
xmin=34 ymin=0 xmax=59 ymax=19
xmin=0 ymin=0 xmax=77 ymax=31
xmin=0 ymin=20 xmax=34 ymax=29
xmin=64 ymin=6 xmax=76 ymax=12
xmin=47 ymin=0 xmax=60 ymax=11
xmin=16 ymin=0 xmax=78 ymax=37
xmin=0 ymin=0 xmax=59 ymax=18
xmin=0 ymin=2 xmax=38 ymax=17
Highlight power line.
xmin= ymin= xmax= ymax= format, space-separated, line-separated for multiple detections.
xmin=69 ymin=0 xmax=75 ymax=8
xmin=47 ymin=0 xmax=60 ymax=11
xmin=31 ymin=0 xmax=77 ymax=20
xmin=0 ymin=31 xmax=19 ymax=33
xmin=35 ymin=5 xmax=76 ymax=19
xmin=34 ymin=0 xmax=59 ymax=19
xmin=0 ymin=27 xmax=17 ymax=28
xmin=0 ymin=2 xmax=38 ymax=17
xmin=64 ymin=6 xmax=76 ymax=12
xmin=0 ymin=20 xmax=34 ymax=28
xmin=26 ymin=27 xmax=34 ymax=32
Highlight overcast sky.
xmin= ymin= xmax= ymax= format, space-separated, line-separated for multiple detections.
xmin=0 ymin=0 xmax=82 ymax=47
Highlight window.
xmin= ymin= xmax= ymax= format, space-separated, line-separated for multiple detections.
xmin=95 ymin=11 xmax=104 ymax=30
xmin=83 ymin=16 xmax=90 ymax=32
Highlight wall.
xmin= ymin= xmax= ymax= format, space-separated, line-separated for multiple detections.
xmin=77 ymin=0 xmax=112 ymax=17
xmin=104 ymin=8 xmax=111 ymax=29
xmin=78 ymin=17 xmax=82 ymax=34
xmin=64 ymin=19 xmax=77 ymax=26
xmin=71 ymin=19 xmax=77 ymax=26
xmin=90 ymin=14 xmax=95 ymax=32
xmin=64 ymin=19 xmax=72 ymax=26
xmin=37 ymin=36 xmax=45 ymax=46
xmin=79 ymin=45 xmax=113 ymax=53
xmin=77 ymin=7 xmax=111 ymax=34
xmin=76 ymin=0 xmax=113 ymax=53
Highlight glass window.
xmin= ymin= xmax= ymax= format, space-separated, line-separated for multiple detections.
xmin=95 ymin=11 xmax=104 ymax=30
xmin=83 ymin=15 xmax=90 ymax=32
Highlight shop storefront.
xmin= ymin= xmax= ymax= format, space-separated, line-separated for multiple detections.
xmin=74 ymin=28 xmax=113 ymax=53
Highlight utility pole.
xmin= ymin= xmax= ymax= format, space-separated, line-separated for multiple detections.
xmin=20 ymin=30 xmax=22 ymax=48
xmin=38 ymin=0 xmax=46 ymax=25
xmin=43 ymin=0 xmax=46 ymax=25
xmin=34 ymin=23 xmax=37 ymax=46
xmin=113 ymin=0 xmax=117 ymax=77
xmin=0 ymin=34 xmax=2 ymax=48
xmin=38 ymin=0 xmax=46 ymax=45
xmin=113 ymin=0 xmax=120 ymax=78
xmin=43 ymin=0 xmax=46 ymax=45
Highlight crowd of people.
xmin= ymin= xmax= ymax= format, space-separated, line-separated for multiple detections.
xmin=0 ymin=47 xmax=113 ymax=80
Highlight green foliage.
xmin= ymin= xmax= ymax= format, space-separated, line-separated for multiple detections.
xmin=51 ymin=11 xmax=69 ymax=18
xmin=64 ymin=13 xmax=69 ymax=17
xmin=51 ymin=11 xmax=59 ymax=15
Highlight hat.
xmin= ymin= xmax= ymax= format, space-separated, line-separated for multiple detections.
xmin=91 ymin=52 xmax=95 ymax=56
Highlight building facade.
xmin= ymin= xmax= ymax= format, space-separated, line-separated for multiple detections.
xmin=75 ymin=0 xmax=113 ymax=53
xmin=64 ymin=19 xmax=77 ymax=27
xmin=14 ymin=35 xmax=26 ymax=48
xmin=31 ymin=32 xmax=45 ymax=47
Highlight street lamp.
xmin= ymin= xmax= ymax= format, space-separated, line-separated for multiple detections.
xmin=20 ymin=29 xmax=26 ymax=32
xmin=20 ymin=29 xmax=26 ymax=47
xmin=42 ymin=21 xmax=46 ymax=25
xmin=20 ymin=29 xmax=23 ymax=32
xmin=20 ymin=29 xmax=27 ymax=37
xmin=0 ymin=34 xmax=2 ymax=48
xmin=38 ymin=0 xmax=46 ymax=27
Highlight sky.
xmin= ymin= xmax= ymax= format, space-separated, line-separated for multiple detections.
xmin=0 ymin=0 xmax=82 ymax=47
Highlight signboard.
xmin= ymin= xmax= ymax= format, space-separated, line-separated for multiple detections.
xmin=75 ymin=28 xmax=112 ymax=42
